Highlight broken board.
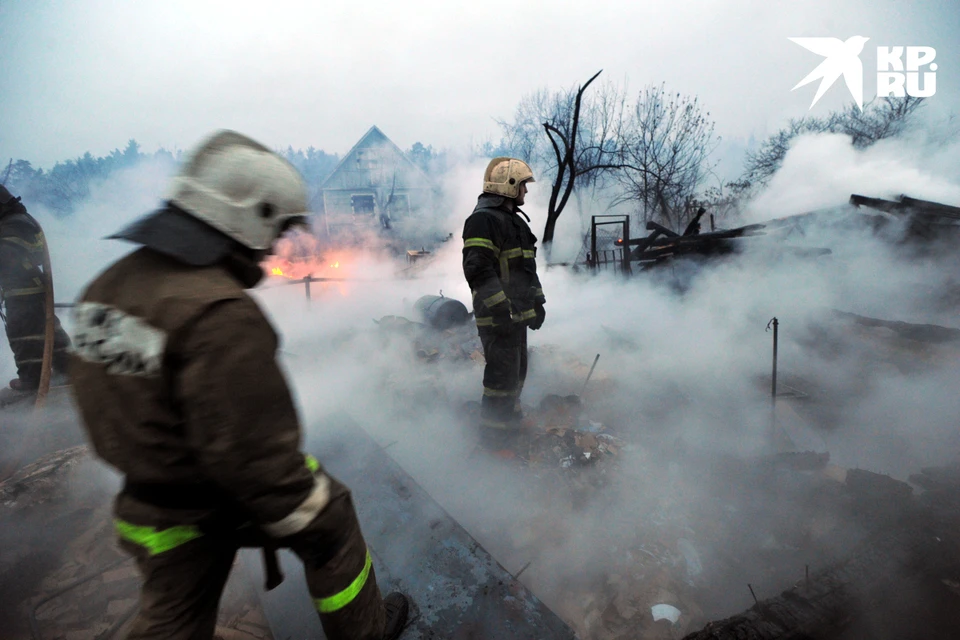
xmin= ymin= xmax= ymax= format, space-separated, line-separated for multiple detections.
xmin=243 ymin=414 xmax=576 ymax=640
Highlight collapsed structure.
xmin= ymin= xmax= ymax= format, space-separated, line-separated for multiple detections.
xmin=579 ymin=194 xmax=960 ymax=278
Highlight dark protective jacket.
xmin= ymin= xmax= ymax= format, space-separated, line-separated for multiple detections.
xmin=0 ymin=200 xmax=72 ymax=385
xmin=462 ymin=194 xmax=545 ymax=329
xmin=69 ymin=247 xmax=321 ymax=533
xmin=0 ymin=201 xmax=47 ymax=299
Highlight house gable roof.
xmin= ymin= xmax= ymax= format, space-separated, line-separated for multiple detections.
xmin=320 ymin=125 xmax=431 ymax=191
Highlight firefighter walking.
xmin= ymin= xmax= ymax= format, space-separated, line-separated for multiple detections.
xmin=462 ymin=157 xmax=545 ymax=445
xmin=69 ymin=131 xmax=409 ymax=640
xmin=0 ymin=185 xmax=71 ymax=400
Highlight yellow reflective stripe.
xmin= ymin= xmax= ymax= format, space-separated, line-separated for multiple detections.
xmin=475 ymin=316 xmax=495 ymax=326
xmin=114 ymin=519 xmax=203 ymax=556
xmin=1 ymin=235 xmax=45 ymax=251
xmin=304 ymin=454 xmax=320 ymax=474
xmin=518 ymin=308 xmax=537 ymax=321
xmin=464 ymin=238 xmax=499 ymax=256
xmin=314 ymin=550 xmax=372 ymax=614
xmin=500 ymin=248 xmax=523 ymax=259
xmin=483 ymin=387 xmax=517 ymax=397
xmin=535 ymin=288 xmax=544 ymax=297
xmin=17 ymin=358 xmax=44 ymax=364
xmin=480 ymin=418 xmax=512 ymax=429
xmin=483 ymin=291 xmax=507 ymax=307
xmin=500 ymin=256 xmax=510 ymax=284
xmin=522 ymin=249 xmax=535 ymax=258
xmin=9 ymin=335 xmax=45 ymax=343
xmin=4 ymin=286 xmax=45 ymax=297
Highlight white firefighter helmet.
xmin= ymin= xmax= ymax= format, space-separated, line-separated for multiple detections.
xmin=482 ymin=157 xmax=535 ymax=199
xmin=167 ymin=130 xmax=309 ymax=251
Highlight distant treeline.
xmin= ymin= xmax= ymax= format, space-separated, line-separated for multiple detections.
xmin=3 ymin=139 xmax=445 ymax=216
xmin=3 ymin=140 xmax=176 ymax=217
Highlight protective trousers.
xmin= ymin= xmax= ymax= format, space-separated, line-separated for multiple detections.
xmin=1 ymin=291 xmax=71 ymax=387
xmin=478 ymin=324 xmax=527 ymax=429
xmin=117 ymin=477 xmax=386 ymax=640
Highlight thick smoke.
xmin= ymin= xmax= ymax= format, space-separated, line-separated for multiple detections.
xmin=262 ymin=129 xmax=960 ymax=629
xmin=4 ymin=128 xmax=960 ymax=635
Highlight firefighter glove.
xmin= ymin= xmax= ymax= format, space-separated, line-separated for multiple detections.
xmin=529 ymin=303 xmax=545 ymax=330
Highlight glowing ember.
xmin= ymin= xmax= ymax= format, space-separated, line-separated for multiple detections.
xmin=331 ymin=261 xmax=340 ymax=268
xmin=272 ymin=267 xmax=284 ymax=276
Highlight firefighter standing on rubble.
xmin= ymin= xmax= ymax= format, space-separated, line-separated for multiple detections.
xmin=68 ymin=131 xmax=409 ymax=640
xmin=0 ymin=184 xmax=71 ymax=398
xmin=462 ymin=157 xmax=545 ymax=445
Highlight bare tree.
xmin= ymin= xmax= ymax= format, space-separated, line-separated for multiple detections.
xmin=616 ymin=83 xmax=720 ymax=232
xmin=744 ymin=96 xmax=926 ymax=186
xmin=373 ymin=170 xmax=398 ymax=230
xmin=496 ymin=70 xmax=627 ymax=256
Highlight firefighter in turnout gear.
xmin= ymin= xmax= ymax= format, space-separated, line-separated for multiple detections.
xmin=0 ymin=184 xmax=71 ymax=396
xmin=462 ymin=157 xmax=545 ymax=441
xmin=68 ymin=131 xmax=409 ymax=640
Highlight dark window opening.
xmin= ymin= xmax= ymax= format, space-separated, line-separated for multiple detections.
xmin=351 ymin=195 xmax=375 ymax=215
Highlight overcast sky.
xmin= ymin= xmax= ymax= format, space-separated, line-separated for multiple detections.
xmin=1 ymin=0 xmax=956 ymax=173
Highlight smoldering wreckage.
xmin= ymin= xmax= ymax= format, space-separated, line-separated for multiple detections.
xmin=2 ymin=190 xmax=960 ymax=640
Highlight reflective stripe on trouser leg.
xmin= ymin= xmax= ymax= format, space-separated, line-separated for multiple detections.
xmin=3 ymin=295 xmax=73 ymax=384
xmin=115 ymin=520 xmax=203 ymax=555
xmin=3 ymin=292 xmax=49 ymax=385
xmin=118 ymin=527 xmax=237 ymax=640
xmin=315 ymin=550 xmax=372 ymax=613
xmin=289 ymin=476 xmax=387 ymax=640
xmin=478 ymin=326 xmax=524 ymax=428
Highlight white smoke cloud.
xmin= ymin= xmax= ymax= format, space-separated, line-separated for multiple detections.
xmin=5 ymin=127 xmax=960 ymax=634
xmin=746 ymin=131 xmax=960 ymax=220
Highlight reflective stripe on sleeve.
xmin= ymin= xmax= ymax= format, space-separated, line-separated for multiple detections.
xmin=463 ymin=238 xmax=499 ymax=255
xmin=522 ymin=249 xmax=536 ymax=258
xmin=262 ymin=474 xmax=332 ymax=538
xmin=114 ymin=519 xmax=203 ymax=555
xmin=314 ymin=550 xmax=373 ymax=614
xmin=518 ymin=308 xmax=537 ymax=321
xmin=1 ymin=235 xmax=45 ymax=252
xmin=483 ymin=291 xmax=507 ymax=307
xmin=475 ymin=316 xmax=495 ymax=326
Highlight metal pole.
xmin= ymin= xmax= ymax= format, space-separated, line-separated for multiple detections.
xmin=590 ymin=216 xmax=597 ymax=272
xmin=305 ymin=277 xmax=311 ymax=301
xmin=579 ymin=354 xmax=601 ymax=398
xmin=622 ymin=217 xmax=631 ymax=275
xmin=770 ymin=317 xmax=779 ymax=435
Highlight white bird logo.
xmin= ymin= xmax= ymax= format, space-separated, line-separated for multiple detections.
xmin=789 ymin=36 xmax=870 ymax=111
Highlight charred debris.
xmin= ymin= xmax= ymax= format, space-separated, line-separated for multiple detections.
xmin=580 ymin=194 xmax=960 ymax=278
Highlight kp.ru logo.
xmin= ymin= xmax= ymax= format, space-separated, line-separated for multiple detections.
xmin=790 ymin=36 xmax=937 ymax=111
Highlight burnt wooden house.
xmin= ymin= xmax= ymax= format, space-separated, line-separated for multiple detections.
xmin=318 ymin=126 xmax=434 ymax=237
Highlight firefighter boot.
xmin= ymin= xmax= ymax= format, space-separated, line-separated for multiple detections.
xmin=382 ymin=592 xmax=410 ymax=640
